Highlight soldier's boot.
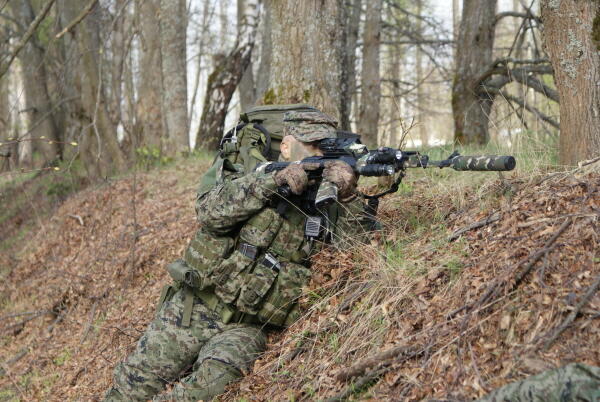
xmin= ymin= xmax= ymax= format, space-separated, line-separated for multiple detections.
xmin=157 ymin=325 xmax=267 ymax=402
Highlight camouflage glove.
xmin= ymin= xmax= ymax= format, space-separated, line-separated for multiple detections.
xmin=323 ymin=160 xmax=357 ymax=199
xmin=273 ymin=164 xmax=308 ymax=195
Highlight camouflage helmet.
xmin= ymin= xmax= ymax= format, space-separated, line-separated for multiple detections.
xmin=283 ymin=110 xmax=338 ymax=142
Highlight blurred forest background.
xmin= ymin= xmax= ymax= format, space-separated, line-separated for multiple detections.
xmin=0 ymin=0 xmax=598 ymax=180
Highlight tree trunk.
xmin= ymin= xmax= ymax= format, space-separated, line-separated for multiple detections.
xmin=0 ymin=74 xmax=12 ymax=171
xmin=9 ymin=0 xmax=60 ymax=166
xmin=254 ymin=0 xmax=272 ymax=103
xmin=159 ymin=0 xmax=189 ymax=155
xmin=452 ymin=0 xmax=497 ymax=145
xmin=195 ymin=0 xmax=259 ymax=151
xmin=238 ymin=0 xmax=257 ymax=111
xmin=266 ymin=0 xmax=344 ymax=119
xmin=357 ymin=0 xmax=382 ymax=147
xmin=136 ymin=0 xmax=164 ymax=151
xmin=64 ymin=0 xmax=127 ymax=176
xmin=415 ymin=0 xmax=427 ymax=148
xmin=340 ymin=0 xmax=361 ymax=131
xmin=540 ymin=0 xmax=600 ymax=165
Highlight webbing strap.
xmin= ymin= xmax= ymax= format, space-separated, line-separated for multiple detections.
xmin=181 ymin=286 xmax=194 ymax=327
xmin=156 ymin=284 xmax=172 ymax=315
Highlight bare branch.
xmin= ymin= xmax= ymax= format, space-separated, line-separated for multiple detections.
xmin=55 ymin=0 xmax=98 ymax=40
xmin=483 ymin=87 xmax=560 ymax=129
xmin=0 ymin=0 xmax=57 ymax=79
xmin=495 ymin=11 xmax=540 ymax=25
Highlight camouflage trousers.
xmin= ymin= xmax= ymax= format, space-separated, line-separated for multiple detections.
xmin=104 ymin=288 xmax=267 ymax=401
xmin=477 ymin=363 xmax=600 ymax=402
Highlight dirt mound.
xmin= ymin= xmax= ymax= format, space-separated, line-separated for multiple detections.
xmin=231 ymin=169 xmax=599 ymax=401
xmin=1 ymin=162 xmax=598 ymax=401
xmin=0 ymin=162 xmax=208 ymax=400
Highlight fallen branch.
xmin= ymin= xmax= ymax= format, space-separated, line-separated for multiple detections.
xmin=543 ymin=272 xmax=600 ymax=351
xmin=448 ymin=213 xmax=501 ymax=242
xmin=326 ymin=367 xmax=389 ymax=402
xmin=335 ymin=344 xmax=420 ymax=382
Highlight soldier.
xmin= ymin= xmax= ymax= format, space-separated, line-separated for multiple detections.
xmin=104 ymin=111 xmax=372 ymax=401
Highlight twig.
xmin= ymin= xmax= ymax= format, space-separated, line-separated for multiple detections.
xmin=67 ymin=214 xmax=84 ymax=226
xmin=79 ymin=299 xmax=99 ymax=344
xmin=0 ymin=0 xmax=57 ymax=79
xmin=448 ymin=213 xmax=501 ymax=242
xmin=468 ymin=342 xmax=488 ymax=392
xmin=543 ymin=272 xmax=600 ymax=351
xmin=0 ymin=348 xmax=29 ymax=376
xmin=0 ymin=310 xmax=49 ymax=322
xmin=55 ymin=0 xmax=98 ymax=39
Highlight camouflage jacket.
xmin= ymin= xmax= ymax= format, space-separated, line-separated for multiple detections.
xmin=196 ymin=170 xmax=372 ymax=251
xmin=181 ymin=170 xmax=372 ymax=327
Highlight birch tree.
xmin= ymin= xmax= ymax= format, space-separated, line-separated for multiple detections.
xmin=195 ymin=0 xmax=259 ymax=150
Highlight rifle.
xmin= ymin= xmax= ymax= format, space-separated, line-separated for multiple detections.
xmin=256 ymin=134 xmax=515 ymax=234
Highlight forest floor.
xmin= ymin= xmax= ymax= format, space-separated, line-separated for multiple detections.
xmin=0 ymin=150 xmax=598 ymax=401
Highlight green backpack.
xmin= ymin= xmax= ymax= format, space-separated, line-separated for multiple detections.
xmin=196 ymin=104 xmax=319 ymax=199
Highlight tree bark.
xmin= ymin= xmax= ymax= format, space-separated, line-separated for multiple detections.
xmin=266 ymin=0 xmax=344 ymax=119
xmin=340 ymin=0 xmax=361 ymax=131
xmin=540 ymin=0 xmax=600 ymax=166
xmin=238 ymin=0 xmax=257 ymax=111
xmin=136 ymin=0 xmax=163 ymax=151
xmin=357 ymin=0 xmax=382 ymax=147
xmin=415 ymin=0 xmax=427 ymax=148
xmin=452 ymin=0 xmax=497 ymax=145
xmin=159 ymin=0 xmax=189 ymax=155
xmin=0 ymin=73 xmax=12 ymax=171
xmin=195 ymin=0 xmax=259 ymax=151
xmin=9 ymin=0 xmax=61 ymax=166
xmin=255 ymin=0 xmax=272 ymax=103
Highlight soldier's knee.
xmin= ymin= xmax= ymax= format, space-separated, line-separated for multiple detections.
xmin=167 ymin=358 xmax=242 ymax=402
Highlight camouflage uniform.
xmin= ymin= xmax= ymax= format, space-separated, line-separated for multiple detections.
xmin=477 ymin=363 xmax=600 ymax=402
xmin=105 ymin=111 xmax=372 ymax=401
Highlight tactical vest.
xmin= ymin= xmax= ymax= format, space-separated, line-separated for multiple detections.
xmin=165 ymin=104 xmax=322 ymax=328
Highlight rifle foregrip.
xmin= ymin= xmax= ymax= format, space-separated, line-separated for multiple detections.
xmin=451 ymin=155 xmax=516 ymax=171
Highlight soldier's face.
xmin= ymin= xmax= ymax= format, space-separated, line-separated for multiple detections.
xmin=280 ymin=135 xmax=322 ymax=161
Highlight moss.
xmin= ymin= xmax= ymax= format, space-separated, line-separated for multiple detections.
xmin=593 ymin=8 xmax=600 ymax=51
xmin=262 ymin=88 xmax=276 ymax=105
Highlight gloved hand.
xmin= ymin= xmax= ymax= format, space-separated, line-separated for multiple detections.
xmin=273 ymin=164 xmax=308 ymax=195
xmin=323 ymin=160 xmax=357 ymax=199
